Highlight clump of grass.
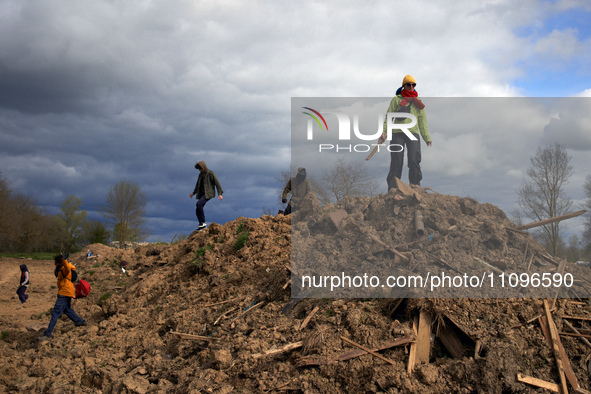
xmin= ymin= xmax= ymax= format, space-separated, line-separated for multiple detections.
xmin=191 ymin=245 xmax=212 ymax=265
xmin=234 ymin=231 xmax=249 ymax=250
xmin=97 ymin=292 xmax=112 ymax=306
xmin=195 ymin=245 xmax=212 ymax=258
xmin=0 ymin=331 xmax=8 ymax=341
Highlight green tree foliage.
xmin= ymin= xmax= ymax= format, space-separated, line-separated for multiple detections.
xmin=517 ymin=143 xmax=573 ymax=256
xmin=81 ymin=219 xmax=111 ymax=246
xmin=56 ymin=195 xmax=88 ymax=253
xmin=0 ymin=173 xmax=58 ymax=252
xmin=100 ymin=180 xmax=147 ymax=248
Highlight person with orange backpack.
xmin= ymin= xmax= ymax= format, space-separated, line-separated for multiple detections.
xmin=38 ymin=254 xmax=87 ymax=341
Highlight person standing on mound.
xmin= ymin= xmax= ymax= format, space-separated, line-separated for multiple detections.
xmin=189 ymin=160 xmax=223 ymax=231
xmin=378 ymin=74 xmax=432 ymax=189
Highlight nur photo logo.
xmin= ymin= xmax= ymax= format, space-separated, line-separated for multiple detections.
xmin=302 ymin=106 xmax=418 ymax=153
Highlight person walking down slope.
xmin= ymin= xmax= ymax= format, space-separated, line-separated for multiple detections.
xmin=282 ymin=167 xmax=312 ymax=215
xmin=189 ymin=160 xmax=223 ymax=231
xmin=378 ymin=75 xmax=432 ymax=189
xmin=38 ymin=255 xmax=87 ymax=341
xmin=16 ymin=264 xmax=30 ymax=305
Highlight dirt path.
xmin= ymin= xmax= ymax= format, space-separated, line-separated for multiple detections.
xmin=0 ymin=258 xmax=57 ymax=333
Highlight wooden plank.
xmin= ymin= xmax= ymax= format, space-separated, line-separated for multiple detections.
xmin=558 ymin=331 xmax=591 ymax=339
xmin=543 ymin=300 xmax=569 ymax=394
xmin=340 ymin=336 xmax=397 ymax=366
xmin=473 ymin=256 xmax=503 ymax=274
xmin=438 ymin=320 xmax=466 ymax=359
xmin=298 ymin=306 xmax=320 ymax=331
xmin=517 ymin=210 xmax=587 ymax=230
xmin=416 ymin=310 xmax=432 ymax=364
xmin=561 ymin=315 xmax=591 ymax=322
xmin=364 ymin=230 xmax=409 ymax=261
xmin=517 ymin=373 xmax=560 ymax=392
xmin=170 ymin=331 xmax=218 ymax=341
xmin=337 ymin=336 xmax=414 ymax=362
xmin=252 ymin=341 xmax=303 ymax=359
xmin=407 ymin=316 xmax=419 ymax=373
xmin=562 ymin=319 xmax=591 ymax=348
xmin=296 ymin=337 xmax=414 ymax=367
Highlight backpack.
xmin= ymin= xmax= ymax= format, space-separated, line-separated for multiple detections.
xmin=75 ymin=280 xmax=91 ymax=298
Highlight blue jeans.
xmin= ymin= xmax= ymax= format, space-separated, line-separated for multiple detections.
xmin=196 ymin=195 xmax=211 ymax=224
xmin=44 ymin=295 xmax=84 ymax=337
xmin=16 ymin=286 xmax=28 ymax=303
xmin=387 ymin=132 xmax=422 ymax=188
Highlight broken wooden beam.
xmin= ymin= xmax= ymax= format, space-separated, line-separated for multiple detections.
xmin=170 ymin=331 xmax=218 ymax=341
xmin=472 ymin=256 xmax=504 ymax=274
xmin=340 ymin=336 xmax=397 ymax=366
xmin=337 ymin=336 xmax=414 ymax=362
xmin=252 ymin=341 xmax=303 ymax=359
xmin=542 ymin=300 xmax=569 ymax=394
xmin=416 ymin=310 xmax=432 ymax=364
xmin=517 ymin=373 xmax=560 ymax=392
xmin=407 ymin=316 xmax=419 ymax=373
xmin=298 ymin=306 xmax=320 ymax=331
xmin=437 ymin=314 xmax=478 ymax=359
xmin=516 ymin=210 xmax=587 ymax=231
xmin=295 ymin=336 xmax=414 ymax=367
xmin=364 ymin=230 xmax=409 ymax=261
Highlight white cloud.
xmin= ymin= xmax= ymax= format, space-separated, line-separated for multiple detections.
xmin=1 ymin=0 xmax=591 ymax=240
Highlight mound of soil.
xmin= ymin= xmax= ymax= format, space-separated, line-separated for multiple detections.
xmin=1 ymin=190 xmax=590 ymax=393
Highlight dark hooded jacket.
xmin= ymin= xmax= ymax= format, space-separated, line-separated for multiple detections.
xmin=282 ymin=167 xmax=312 ymax=207
xmin=20 ymin=264 xmax=30 ymax=287
xmin=193 ymin=160 xmax=223 ymax=200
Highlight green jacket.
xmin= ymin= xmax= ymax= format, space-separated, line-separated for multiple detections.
xmin=382 ymin=95 xmax=431 ymax=143
xmin=193 ymin=161 xmax=223 ymax=200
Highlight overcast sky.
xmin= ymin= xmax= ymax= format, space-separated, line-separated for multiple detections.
xmin=1 ymin=0 xmax=590 ymax=243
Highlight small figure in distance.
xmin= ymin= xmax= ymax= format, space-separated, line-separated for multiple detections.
xmin=282 ymin=167 xmax=311 ymax=215
xmin=16 ymin=264 xmax=30 ymax=306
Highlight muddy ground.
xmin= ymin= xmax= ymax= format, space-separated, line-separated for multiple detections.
xmin=1 ymin=188 xmax=591 ymax=393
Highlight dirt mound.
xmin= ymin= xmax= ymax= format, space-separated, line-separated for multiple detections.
xmin=1 ymin=192 xmax=591 ymax=393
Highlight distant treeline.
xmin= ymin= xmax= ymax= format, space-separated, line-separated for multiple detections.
xmin=0 ymin=173 xmax=109 ymax=253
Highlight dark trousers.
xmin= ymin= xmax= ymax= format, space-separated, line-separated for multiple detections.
xmin=16 ymin=286 xmax=28 ymax=303
xmin=44 ymin=295 xmax=84 ymax=337
xmin=387 ymin=132 xmax=422 ymax=189
xmin=196 ymin=195 xmax=211 ymax=224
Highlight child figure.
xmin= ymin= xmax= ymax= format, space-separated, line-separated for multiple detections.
xmin=16 ymin=264 xmax=30 ymax=304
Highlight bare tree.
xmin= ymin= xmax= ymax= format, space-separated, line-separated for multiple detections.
xmin=275 ymin=159 xmax=379 ymax=209
xmin=100 ymin=180 xmax=147 ymax=248
xmin=319 ymin=157 xmax=379 ymax=205
xmin=517 ymin=143 xmax=573 ymax=256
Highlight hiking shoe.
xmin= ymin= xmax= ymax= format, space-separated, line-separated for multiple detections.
xmin=197 ymin=223 xmax=207 ymax=231
xmin=75 ymin=320 xmax=88 ymax=327
xmin=37 ymin=335 xmax=51 ymax=341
